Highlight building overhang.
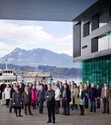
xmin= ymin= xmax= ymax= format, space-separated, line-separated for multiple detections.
xmin=73 ymin=0 xmax=111 ymax=22
xmin=0 ymin=0 xmax=97 ymax=22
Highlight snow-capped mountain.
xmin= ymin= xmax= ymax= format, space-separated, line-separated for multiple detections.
xmin=0 ymin=48 xmax=80 ymax=68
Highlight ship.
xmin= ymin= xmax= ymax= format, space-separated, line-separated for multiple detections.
xmin=0 ymin=59 xmax=17 ymax=83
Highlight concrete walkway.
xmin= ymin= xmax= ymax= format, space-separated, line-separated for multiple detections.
xmin=0 ymin=103 xmax=111 ymax=125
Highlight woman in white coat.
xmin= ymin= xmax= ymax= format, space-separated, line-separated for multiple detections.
xmin=4 ymin=84 xmax=11 ymax=107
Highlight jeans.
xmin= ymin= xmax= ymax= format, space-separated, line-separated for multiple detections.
xmin=90 ymin=99 xmax=96 ymax=112
xmin=62 ymin=98 xmax=70 ymax=115
xmin=39 ymin=100 xmax=44 ymax=113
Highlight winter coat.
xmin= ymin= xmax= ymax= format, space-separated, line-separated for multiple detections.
xmin=12 ymin=91 xmax=22 ymax=107
xmin=22 ymin=91 xmax=32 ymax=104
xmin=4 ymin=88 xmax=11 ymax=100
xmin=79 ymin=90 xmax=85 ymax=105
xmin=55 ymin=88 xmax=61 ymax=101
xmin=88 ymin=88 xmax=97 ymax=100
xmin=70 ymin=88 xmax=78 ymax=105
xmin=101 ymin=87 xmax=110 ymax=99
xmin=31 ymin=89 xmax=38 ymax=103
xmin=38 ymin=90 xmax=45 ymax=102
xmin=45 ymin=89 xmax=55 ymax=102
xmin=62 ymin=88 xmax=71 ymax=102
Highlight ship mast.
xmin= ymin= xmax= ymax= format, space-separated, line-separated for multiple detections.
xmin=5 ymin=58 xmax=8 ymax=70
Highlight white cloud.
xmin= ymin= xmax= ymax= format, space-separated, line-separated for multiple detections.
xmin=0 ymin=42 xmax=15 ymax=57
xmin=0 ymin=21 xmax=53 ymax=45
xmin=55 ymin=35 xmax=72 ymax=46
xmin=0 ymin=20 xmax=73 ymax=57
xmin=54 ymin=34 xmax=72 ymax=55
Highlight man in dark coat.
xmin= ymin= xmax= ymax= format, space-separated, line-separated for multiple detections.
xmin=9 ymin=84 xmax=15 ymax=113
xmin=62 ymin=83 xmax=71 ymax=115
xmin=38 ymin=84 xmax=45 ymax=114
xmin=88 ymin=83 xmax=97 ymax=112
xmin=45 ymin=84 xmax=55 ymax=123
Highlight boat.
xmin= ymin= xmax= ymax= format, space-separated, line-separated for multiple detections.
xmin=0 ymin=59 xmax=17 ymax=83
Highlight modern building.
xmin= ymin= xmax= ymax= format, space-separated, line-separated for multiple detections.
xmin=73 ymin=0 xmax=111 ymax=87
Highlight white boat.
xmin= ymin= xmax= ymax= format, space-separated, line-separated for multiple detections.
xmin=0 ymin=69 xmax=17 ymax=83
xmin=0 ymin=59 xmax=17 ymax=83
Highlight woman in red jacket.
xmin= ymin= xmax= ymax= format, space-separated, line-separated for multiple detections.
xmin=31 ymin=85 xmax=38 ymax=109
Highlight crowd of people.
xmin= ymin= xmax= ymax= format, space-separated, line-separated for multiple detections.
xmin=0 ymin=80 xmax=111 ymax=124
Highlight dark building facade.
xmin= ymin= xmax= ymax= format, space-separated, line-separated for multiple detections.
xmin=73 ymin=0 xmax=111 ymax=87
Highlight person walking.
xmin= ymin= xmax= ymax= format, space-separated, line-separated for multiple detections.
xmin=38 ymin=84 xmax=45 ymax=114
xmin=22 ymin=87 xmax=33 ymax=115
xmin=88 ymin=83 xmax=97 ymax=112
xmin=12 ymin=86 xmax=23 ymax=117
xmin=45 ymin=84 xmax=55 ymax=124
xmin=55 ymin=84 xmax=61 ymax=114
xmin=101 ymin=83 xmax=110 ymax=114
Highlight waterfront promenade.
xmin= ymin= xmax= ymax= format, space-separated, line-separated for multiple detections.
xmin=0 ymin=102 xmax=111 ymax=125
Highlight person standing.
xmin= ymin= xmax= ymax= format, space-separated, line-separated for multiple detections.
xmin=12 ymin=86 xmax=23 ymax=117
xmin=70 ymin=83 xmax=78 ymax=110
xmin=55 ymin=84 xmax=61 ymax=114
xmin=83 ymin=84 xmax=89 ymax=109
xmin=101 ymin=83 xmax=110 ymax=114
xmin=31 ymin=85 xmax=38 ymax=109
xmin=96 ymin=84 xmax=101 ymax=108
xmin=22 ymin=87 xmax=33 ymax=115
xmin=9 ymin=83 xmax=16 ymax=113
xmin=62 ymin=83 xmax=71 ymax=115
xmin=59 ymin=81 xmax=64 ymax=97
xmin=79 ymin=85 xmax=85 ymax=115
xmin=45 ymin=84 xmax=55 ymax=123
xmin=4 ymin=84 xmax=11 ymax=108
xmin=38 ymin=84 xmax=45 ymax=114
xmin=88 ymin=83 xmax=97 ymax=112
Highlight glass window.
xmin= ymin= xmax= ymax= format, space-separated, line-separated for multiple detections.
xmin=83 ymin=22 xmax=90 ymax=37
xmin=99 ymin=8 xmax=109 ymax=27
xmin=98 ymin=34 xmax=108 ymax=51
xmin=109 ymin=32 xmax=111 ymax=48
xmin=92 ymin=14 xmax=99 ymax=31
xmin=73 ymin=22 xmax=81 ymax=57
xmin=91 ymin=37 xmax=98 ymax=53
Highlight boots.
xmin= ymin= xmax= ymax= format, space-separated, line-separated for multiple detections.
xmin=80 ymin=107 xmax=84 ymax=115
xmin=81 ymin=108 xmax=84 ymax=115
xmin=14 ymin=109 xmax=18 ymax=117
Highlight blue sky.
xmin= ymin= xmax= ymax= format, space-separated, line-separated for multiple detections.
xmin=0 ymin=20 xmax=73 ymax=58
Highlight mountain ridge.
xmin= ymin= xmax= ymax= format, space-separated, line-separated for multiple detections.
xmin=0 ymin=48 xmax=80 ymax=68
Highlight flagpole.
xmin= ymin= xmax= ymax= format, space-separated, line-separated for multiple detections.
xmin=5 ymin=58 xmax=8 ymax=70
